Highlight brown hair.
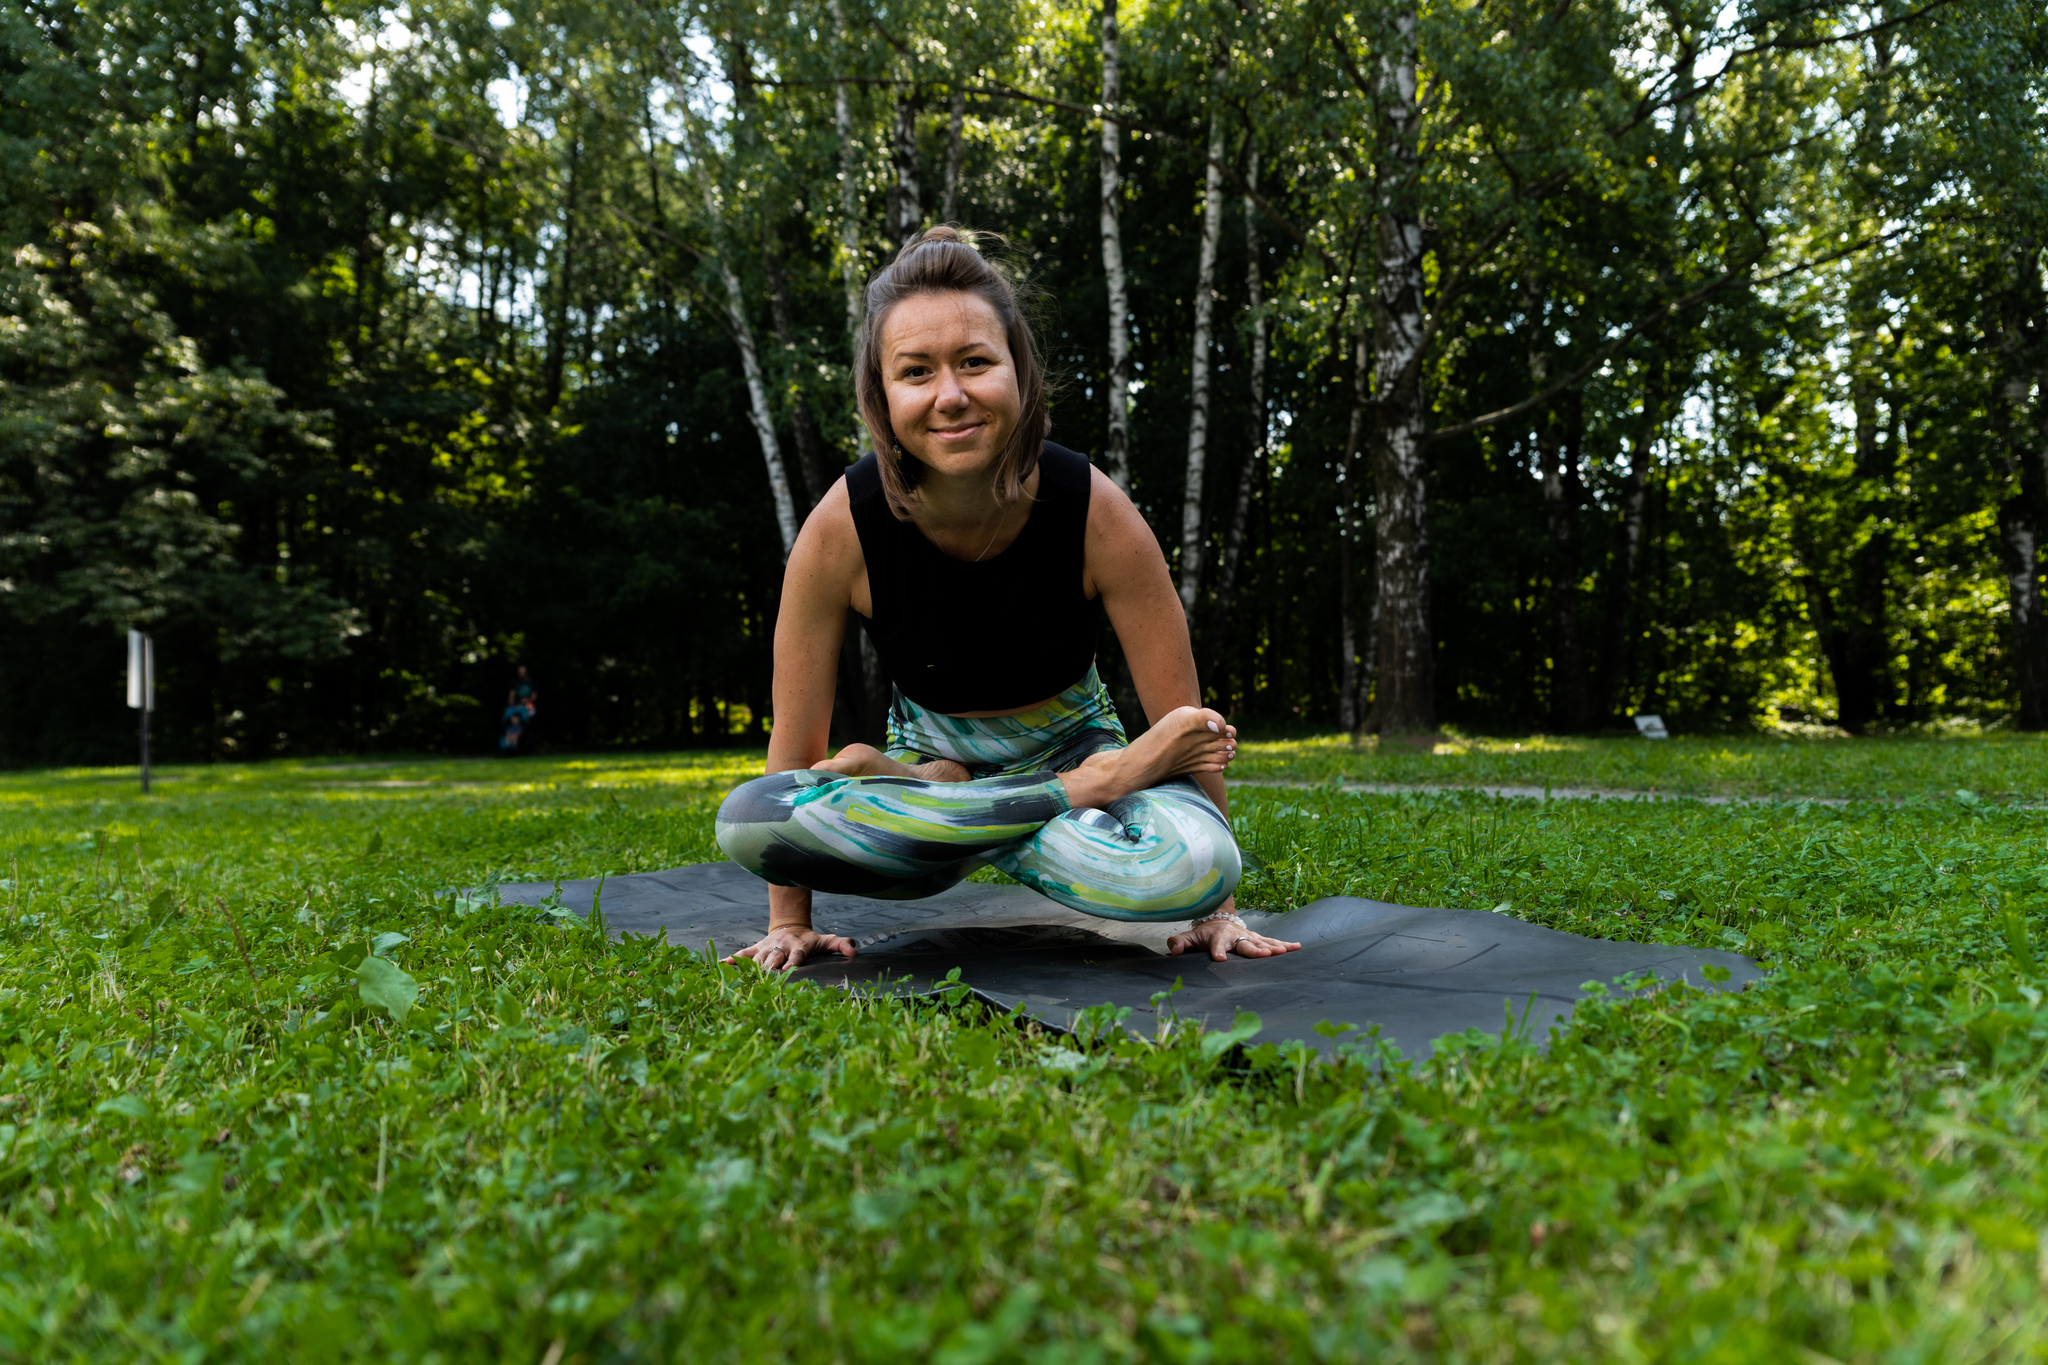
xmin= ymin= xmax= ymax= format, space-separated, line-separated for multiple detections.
xmin=854 ymin=226 xmax=1049 ymax=518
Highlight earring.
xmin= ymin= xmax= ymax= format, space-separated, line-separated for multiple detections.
xmin=893 ymin=441 xmax=905 ymax=460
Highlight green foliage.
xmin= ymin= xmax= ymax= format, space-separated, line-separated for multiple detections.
xmin=0 ymin=222 xmax=349 ymax=648
xmin=0 ymin=743 xmax=2043 ymax=1358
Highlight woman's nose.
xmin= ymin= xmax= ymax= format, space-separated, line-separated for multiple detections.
xmin=934 ymin=366 xmax=968 ymax=409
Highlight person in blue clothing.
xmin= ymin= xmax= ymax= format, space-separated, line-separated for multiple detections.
xmin=498 ymin=699 xmax=529 ymax=755
xmin=499 ymin=666 xmax=539 ymax=755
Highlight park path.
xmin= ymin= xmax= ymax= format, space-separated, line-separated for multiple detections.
xmin=1230 ymin=778 xmax=1856 ymax=806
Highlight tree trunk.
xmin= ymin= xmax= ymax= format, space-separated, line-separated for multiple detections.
xmin=1338 ymin=333 xmax=1369 ymax=733
xmin=1805 ymin=278 xmax=1895 ymax=733
xmin=1988 ymin=235 xmax=2048 ymax=728
xmin=941 ymin=87 xmax=966 ymax=222
xmin=542 ymin=130 xmax=580 ymax=413
xmin=1999 ymin=499 xmax=2048 ymax=729
xmin=1369 ymin=7 xmax=1433 ymax=735
xmin=828 ymin=2 xmax=883 ymax=742
xmin=1176 ymin=98 xmax=1227 ymax=617
xmin=1832 ymin=348 xmax=1893 ymax=733
xmin=1523 ymin=283 xmax=1591 ymax=732
xmin=1201 ymin=149 xmax=1267 ymax=686
xmin=709 ymin=249 xmax=800 ymax=559
xmin=1818 ymin=52 xmax=1899 ymax=734
xmin=831 ymin=0 xmax=863 ymax=346
xmin=1596 ymin=357 xmax=1667 ymax=722
xmin=891 ymin=90 xmax=921 ymax=247
xmin=686 ymin=113 xmax=798 ymax=558
xmin=1538 ymin=390 xmax=1592 ymax=731
xmin=1097 ymin=0 xmax=1132 ymax=490
xmin=763 ymin=226 xmax=833 ymax=509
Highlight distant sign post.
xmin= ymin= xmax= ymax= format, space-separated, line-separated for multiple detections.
xmin=1633 ymin=714 xmax=1670 ymax=740
xmin=127 ymin=630 xmax=154 ymax=793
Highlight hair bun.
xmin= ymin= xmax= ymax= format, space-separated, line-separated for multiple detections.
xmin=897 ymin=223 xmax=993 ymax=259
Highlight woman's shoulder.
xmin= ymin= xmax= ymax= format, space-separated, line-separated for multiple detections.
xmin=792 ymin=471 xmax=863 ymax=567
xmin=845 ymin=449 xmax=886 ymax=507
xmin=1038 ymin=441 xmax=1093 ymax=495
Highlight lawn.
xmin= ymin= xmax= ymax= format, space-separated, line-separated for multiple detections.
xmin=0 ymin=737 xmax=2044 ymax=1362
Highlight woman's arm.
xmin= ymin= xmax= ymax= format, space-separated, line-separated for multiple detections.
xmin=1083 ymin=468 xmax=1300 ymax=961
xmin=764 ymin=485 xmax=861 ymax=777
xmin=1083 ymin=467 xmax=1213 ymax=771
xmin=724 ymin=484 xmax=867 ymax=970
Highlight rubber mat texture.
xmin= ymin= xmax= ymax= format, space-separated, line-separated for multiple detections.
xmin=491 ymin=861 xmax=1763 ymax=1059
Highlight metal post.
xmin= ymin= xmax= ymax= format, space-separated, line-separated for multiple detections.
xmin=127 ymin=630 xmax=153 ymax=794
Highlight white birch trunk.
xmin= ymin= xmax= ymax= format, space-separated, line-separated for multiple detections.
xmin=715 ymin=255 xmax=801 ymax=557
xmin=1369 ymin=7 xmax=1434 ymax=733
xmin=689 ymin=140 xmax=800 ymax=559
xmin=1097 ymin=0 xmax=1132 ymax=490
xmin=1243 ymin=149 xmax=1268 ymax=468
xmin=892 ymin=91 xmax=921 ymax=246
xmin=825 ymin=1 xmax=887 ymax=740
xmin=941 ymin=87 xmax=966 ymax=222
xmin=831 ymin=0 xmax=862 ymax=346
xmin=1204 ymin=148 xmax=1266 ymax=667
xmin=1176 ymin=101 xmax=1228 ymax=617
xmin=1338 ymin=333 xmax=1369 ymax=731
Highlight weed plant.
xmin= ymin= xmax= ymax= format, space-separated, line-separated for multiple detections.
xmin=0 ymin=743 xmax=2043 ymax=1361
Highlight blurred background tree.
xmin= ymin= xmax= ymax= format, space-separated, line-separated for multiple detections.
xmin=1 ymin=0 xmax=2042 ymax=764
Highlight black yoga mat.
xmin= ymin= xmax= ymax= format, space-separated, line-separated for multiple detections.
xmin=490 ymin=861 xmax=1763 ymax=1060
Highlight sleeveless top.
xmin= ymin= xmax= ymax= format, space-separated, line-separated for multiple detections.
xmin=846 ymin=441 xmax=1099 ymax=713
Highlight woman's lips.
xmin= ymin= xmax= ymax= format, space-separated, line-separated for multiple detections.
xmin=929 ymin=423 xmax=985 ymax=441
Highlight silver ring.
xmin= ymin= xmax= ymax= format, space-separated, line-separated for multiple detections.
xmin=1232 ymin=936 xmax=1250 ymax=948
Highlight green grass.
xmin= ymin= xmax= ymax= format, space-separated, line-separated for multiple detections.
xmin=1229 ymin=729 xmax=2048 ymax=802
xmin=0 ymin=742 xmax=2045 ymax=1361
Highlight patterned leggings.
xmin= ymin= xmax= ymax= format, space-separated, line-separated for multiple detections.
xmin=715 ymin=668 xmax=1241 ymax=922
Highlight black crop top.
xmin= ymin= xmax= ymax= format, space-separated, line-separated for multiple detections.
xmin=847 ymin=441 xmax=1099 ymax=713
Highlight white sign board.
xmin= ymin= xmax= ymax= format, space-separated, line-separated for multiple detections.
xmin=1634 ymin=714 xmax=1669 ymax=739
xmin=127 ymin=630 xmax=153 ymax=712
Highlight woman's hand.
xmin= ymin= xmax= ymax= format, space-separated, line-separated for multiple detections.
xmin=1166 ymin=909 xmax=1302 ymax=962
xmin=723 ymin=925 xmax=859 ymax=971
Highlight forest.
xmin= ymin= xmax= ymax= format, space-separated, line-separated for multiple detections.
xmin=2 ymin=0 xmax=2045 ymax=765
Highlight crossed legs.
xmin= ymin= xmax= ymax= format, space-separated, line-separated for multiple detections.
xmin=715 ymin=707 xmax=1242 ymax=920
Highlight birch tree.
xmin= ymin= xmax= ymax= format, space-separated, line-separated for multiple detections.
xmin=685 ymin=119 xmax=800 ymax=559
xmin=830 ymin=0 xmax=865 ymax=348
xmin=890 ymin=89 xmax=922 ymax=247
xmin=1201 ymin=147 xmax=1269 ymax=679
xmin=1176 ymin=90 xmax=1229 ymax=617
xmin=1097 ymin=0 xmax=1133 ymax=490
xmin=941 ymin=86 xmax=967 ymax=221
xmin=1366 ymin=5 xmax=1433 ymax=734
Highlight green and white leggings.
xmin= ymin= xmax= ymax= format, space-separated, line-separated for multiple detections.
xmin=715 ymin=668 xmax=1241 ymax=921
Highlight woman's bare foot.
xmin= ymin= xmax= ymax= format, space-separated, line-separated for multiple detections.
xmin=1060 ymin=706 xmax=1235 ymax=809
xmin=811 ymin=743 xmax=971 ymax=782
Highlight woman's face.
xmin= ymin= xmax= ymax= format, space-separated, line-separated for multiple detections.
xmin=878 ymin=291 xmax=1020 ymax=478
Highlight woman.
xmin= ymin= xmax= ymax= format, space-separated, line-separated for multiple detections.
xmin=717 ymin=227 xmax=1302 ymax=970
